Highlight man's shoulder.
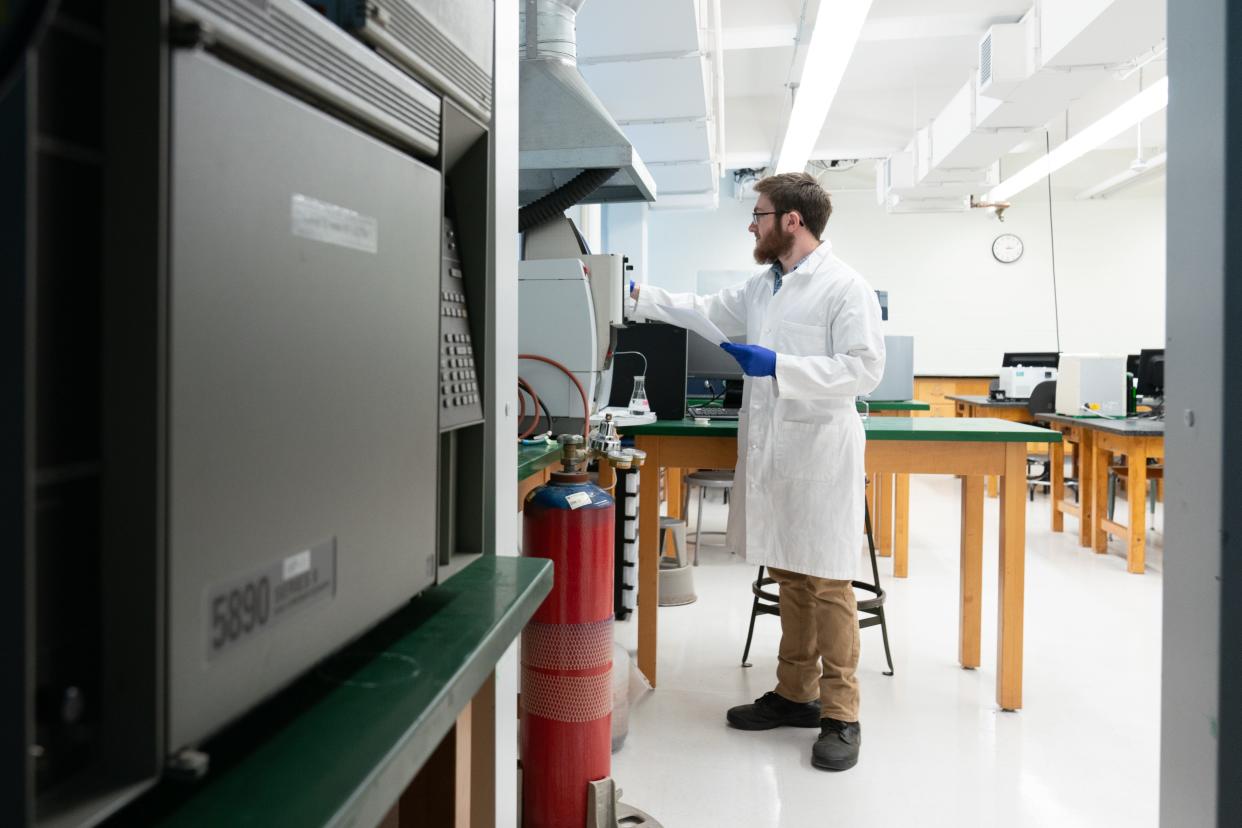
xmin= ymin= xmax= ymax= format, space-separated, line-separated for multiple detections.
xmin=818 ymin=252 xmax=873 ymax=292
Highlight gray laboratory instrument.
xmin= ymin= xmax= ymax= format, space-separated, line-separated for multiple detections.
xmin=7 ymin=0 xmax=498 ymax=823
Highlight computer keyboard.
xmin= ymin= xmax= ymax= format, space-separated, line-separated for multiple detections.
xmin=687 ymin=406 xmax=740 ymax=420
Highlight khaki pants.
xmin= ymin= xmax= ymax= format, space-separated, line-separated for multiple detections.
xmin=767 ymin=567 xmax=860 ymax=722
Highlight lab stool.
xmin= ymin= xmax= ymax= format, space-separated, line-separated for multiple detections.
xmin=740 ymin=500 xmax=894 ymax=676
xmin=680 ymin=469 xmax=734 ymax=566
xmin=1107 ymin=461 xmax=1164 ymax=520
xmin=658 ymin=516 xmax=696 ymax=606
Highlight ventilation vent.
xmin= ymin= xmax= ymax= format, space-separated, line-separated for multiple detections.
xmin=979 ymin=32 xmax=993 ymax=88
xmin=175 ymin=0 xmax=441 ymax=158
xmin=365 ymin=0 xmax=493 ymax=120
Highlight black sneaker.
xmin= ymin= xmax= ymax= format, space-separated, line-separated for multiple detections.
xmin=726 ymin=691 xmax=821 ymax=730
xmin=811 ymin=717 xmax=861 ymax=771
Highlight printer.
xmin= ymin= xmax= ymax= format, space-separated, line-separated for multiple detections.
xmin=996 ymin=365 xmax=1058 ymax=401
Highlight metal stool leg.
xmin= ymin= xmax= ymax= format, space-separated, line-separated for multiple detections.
xmin=876 ymin=607 xmax=895 ymax=677
xmin=1107 ymin=471 xmax=1117 ymax=521
xmin=693 ymin=485 xmax=705 ymax=566
xmin=864 ymin=501 xmax=894 ymax=677
xmin=741 ymin=567 xmax=766 ymax=668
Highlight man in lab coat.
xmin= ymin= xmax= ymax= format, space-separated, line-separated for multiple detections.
xmin=629 ymin=172 xmax=885 ymax=771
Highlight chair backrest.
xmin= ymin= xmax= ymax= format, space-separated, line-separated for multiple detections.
xmin=1028 ymin=380 xmax=1057 ymax=416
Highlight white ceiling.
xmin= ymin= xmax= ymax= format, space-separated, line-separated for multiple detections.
xmin=573 ymin=0 xmax=1168 ymax=206
xmin=721 ymin=0 xmax=1034 ymax=166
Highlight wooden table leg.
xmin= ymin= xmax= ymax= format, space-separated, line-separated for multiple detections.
xmin=636 ymin=437 xmax=661 ymax=687
xmin=997 ymin=442 xmax=1027 ymax=710
xmin=666 ymin=467 xmax=683 ymax=520
xmin=1094 ymin=439 xmax=1111 ymax=554
xmin=1078 ymin=430 xmax=1095 ymax=549
xmin=959 ymin=475 xmax=984 ymax=669
xmin=1050 ymin=437 xmax=1065 ymax=533
xmin=877 ymin=473 xmax=893 ymax=557
xmin=1126 ymin=443 xmax=1149 ymax=573
xmin=893 ymin=473 xmax=909 ymax=578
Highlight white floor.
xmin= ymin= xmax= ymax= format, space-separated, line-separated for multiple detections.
xmin=611 ymin=476 xmax=1163 ymax=828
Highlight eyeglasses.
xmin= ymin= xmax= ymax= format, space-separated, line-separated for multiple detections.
xmin=751 ymin=210 xmax=783 ymax=224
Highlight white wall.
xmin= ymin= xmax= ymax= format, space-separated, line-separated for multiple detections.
xmin=634 ymin=185 xmax=1165 ymax=375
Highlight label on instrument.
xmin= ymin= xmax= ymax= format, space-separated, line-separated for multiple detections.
xmin=565 ymin=492 xmax=592 ymax=510
xmin=206 ymin=538 xmax=337 ymax=659
xmin=291 ymin=194 xmax=378 ymax=253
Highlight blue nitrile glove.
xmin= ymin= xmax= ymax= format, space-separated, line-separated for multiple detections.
xmin=629 ymin=279 xmax=637 ymax=299
xmin=720 ymin=342 xmax=776 ymax=377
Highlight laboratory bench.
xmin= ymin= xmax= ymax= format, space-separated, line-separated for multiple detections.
xmin=108 ymin=556 xmax=551 ymax=828
xmin=1037 ymin=413 xmax=1165 ymax=573
xmin=947 ymin=394 xmax=1057 ymax=501
xmin=518 ymin=440 xmax=563 ymax=508
xmin=621 ymin=416 xmax=1060 ymax=712
xmin=675 ymin=400 xmax=931 ymax=565
xmin=914 ymin=376 xmax=995 ymax=418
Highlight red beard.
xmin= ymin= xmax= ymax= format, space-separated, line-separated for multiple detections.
xmin=753 ymin=221 xmax=794 ymax=266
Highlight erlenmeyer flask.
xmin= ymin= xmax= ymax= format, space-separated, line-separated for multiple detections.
xmin=628 ymin=375 xmax=651 ymax=415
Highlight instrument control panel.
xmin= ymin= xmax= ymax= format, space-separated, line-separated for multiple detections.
xmin=439 ymin=217 xmax=484 ymax=431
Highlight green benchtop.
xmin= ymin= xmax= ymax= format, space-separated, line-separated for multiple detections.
xmin=113 ymin=556 xmax=552 ymax=828
xmin=860 ymin=399 xmax=932 ymax=411
xmin=947 ymin=394 xmax=1029 ymax=408
xmin=688 ymin=397 xmax=930 ymax=413
xmin=621 ymin=416 xmax=1061 ymax=443
xmin=518 ymin=440 xmax=562 ymax=480
xmin=1037 ymin=412 xmax=1165 ymax=436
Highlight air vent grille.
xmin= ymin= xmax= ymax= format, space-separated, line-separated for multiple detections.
xmin=979 ymin=32 xmax=993 ymax=87
xmin=180 ymin=0 xmax=440 ymax=155
xmin=373 ymin=0 xmax=493 ymax=116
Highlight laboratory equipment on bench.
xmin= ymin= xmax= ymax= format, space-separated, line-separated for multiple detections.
xmin=865 ymin=335 xmax=914 ymax=401
xmin=994 ymin=365 xmax=1059 ymax=401
xmin=589 ymin=413 xmax=622 ymax=457
xmin=519 ymin=217 xmax=630 ymax=433
xmin=1002 ymin=351 xmax=1060 ymax=369
xmin=1137 ymin=348 xmax=1165 ymax=399
xmin=1056 ymin=354 xmax=1128 ymax=416
xmin=608 ymin=322 xmax=689 ymax=420
xmin=628 ymin=376 xmax=650 ymax=415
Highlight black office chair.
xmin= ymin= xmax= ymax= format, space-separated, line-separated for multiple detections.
xmin=1024 ymin=381 xmax=1058 ymax=501
xmin=740 ymin=497 xmax=894 ymax=676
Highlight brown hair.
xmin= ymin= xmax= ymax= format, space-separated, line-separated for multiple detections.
xmin=753 ymin=172 xmax=832 ymax=238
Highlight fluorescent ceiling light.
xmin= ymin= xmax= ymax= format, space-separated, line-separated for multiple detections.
xmin=773 ymin=0 xmax=874 ymax=174
xmin=987 ymin=76 xmax=1169 ymax=203
xmin=1076 ymin=152 xmax=1167 ymax=199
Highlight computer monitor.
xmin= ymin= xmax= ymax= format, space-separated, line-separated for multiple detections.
xmin=687 ymin=331 xmax=744 ymax=387
xmin=1137 ymin=348 xmax=1164 ymax=398
xmin=1002 ymin=351 xmax=1060 ymax=369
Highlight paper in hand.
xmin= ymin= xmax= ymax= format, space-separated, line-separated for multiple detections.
xmin=659 ymin=306 xmax=730 ymax=346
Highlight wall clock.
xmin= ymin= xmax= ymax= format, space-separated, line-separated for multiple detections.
xmin=992 ymin=233 xmax=1024 ymax=264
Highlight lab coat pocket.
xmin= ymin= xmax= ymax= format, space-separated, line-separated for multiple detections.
xmin=776 ymin=320 xmax=828 ymax=357
xmin=773 ymin=419 xmax=841 ymax=483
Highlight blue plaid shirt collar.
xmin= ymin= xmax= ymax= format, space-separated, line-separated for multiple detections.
xmin=770 ymin=241 xmax=829 ymax=294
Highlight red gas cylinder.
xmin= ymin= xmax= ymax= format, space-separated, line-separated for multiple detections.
xmin=521 ymin=468 xmax=615 ymax=828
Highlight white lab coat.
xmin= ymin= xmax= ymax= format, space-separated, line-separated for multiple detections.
xmin=633 ymin=241 xmax=885 ymax=580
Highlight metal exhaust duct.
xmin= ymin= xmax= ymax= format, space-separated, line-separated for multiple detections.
xmin=519 ymin=0 xmax=657 ymax=208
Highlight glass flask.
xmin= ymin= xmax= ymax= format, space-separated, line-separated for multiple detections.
xmin=628 ymin=375 xmax=651 ymax=415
